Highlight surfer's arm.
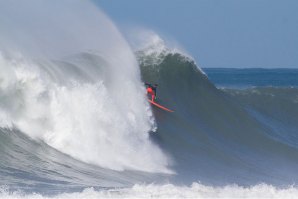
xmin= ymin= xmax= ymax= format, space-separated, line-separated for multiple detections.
xmin=152 ymin=87 xmax=157 ymax=96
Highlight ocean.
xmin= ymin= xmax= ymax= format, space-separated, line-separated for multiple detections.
xmin=204 ymin=68 xmax=298 ymax=88
xmin=1 ymin=1 xmax=298 ymax=198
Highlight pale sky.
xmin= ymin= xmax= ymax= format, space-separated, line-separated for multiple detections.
xmin=95 ymin=0 xmax=298 ymax=68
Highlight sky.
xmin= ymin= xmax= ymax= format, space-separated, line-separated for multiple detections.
xmin=95 ymin=0 xmax=298 ymax=68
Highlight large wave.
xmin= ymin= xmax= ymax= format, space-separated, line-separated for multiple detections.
xmin=136 ymin=35 xmax=298 ymax=185
xmin=0 ymin=0 xmax=171 ymax=173
xmin=1 ymin=1 xmax=298 ymax=198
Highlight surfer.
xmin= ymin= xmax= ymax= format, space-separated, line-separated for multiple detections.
xmin=145 ymin=83 xmax=173 ymax=112
xmin=145 ymin=83 xmax=158 ymax=101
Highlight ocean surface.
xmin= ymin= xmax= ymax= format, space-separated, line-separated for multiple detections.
xmin=1 ymin=1 xmax=298 ymax=198
xmin=204 ymin=68 xmax=298 ymax=88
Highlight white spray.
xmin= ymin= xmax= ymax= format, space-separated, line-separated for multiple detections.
xmin=0 ymin=0 xmax=172 ymax=173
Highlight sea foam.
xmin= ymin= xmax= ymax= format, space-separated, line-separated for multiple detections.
xmin=1 ymin=183 xmax=298 ymax=199
xmin=0 ymin=0 xmax=171 ymax=174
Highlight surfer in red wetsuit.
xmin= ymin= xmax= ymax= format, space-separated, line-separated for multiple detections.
xmin=145 ymin=83 xmax=158 ymax=101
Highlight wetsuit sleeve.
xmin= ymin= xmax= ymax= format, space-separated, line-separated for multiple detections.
xmin=152 ymin=87 xmax=157 ymax=96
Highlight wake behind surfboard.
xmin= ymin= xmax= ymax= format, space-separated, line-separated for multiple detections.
xmin=148 ymin=99 xmax=174 ymax=112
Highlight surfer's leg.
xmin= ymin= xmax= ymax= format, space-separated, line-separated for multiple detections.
xmin=151 ymin=94 xmax=155 ymax=101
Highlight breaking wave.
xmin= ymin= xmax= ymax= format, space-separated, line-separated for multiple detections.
xmin=1 ymin=1 xmax=298 ymax=198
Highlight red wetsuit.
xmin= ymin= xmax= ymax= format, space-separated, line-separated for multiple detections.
xmin=147 ymin=87 xmax=155 ymax=101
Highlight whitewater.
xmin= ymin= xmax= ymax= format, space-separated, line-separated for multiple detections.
xmin=1 ymin=0 xmax=298 ymax=198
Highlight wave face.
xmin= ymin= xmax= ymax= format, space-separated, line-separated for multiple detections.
xmin=137 ymin=41 xmax=298 ymax=186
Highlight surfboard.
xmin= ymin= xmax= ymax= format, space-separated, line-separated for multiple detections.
xmin=148 ymin=99 xmax=174 ymax=112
